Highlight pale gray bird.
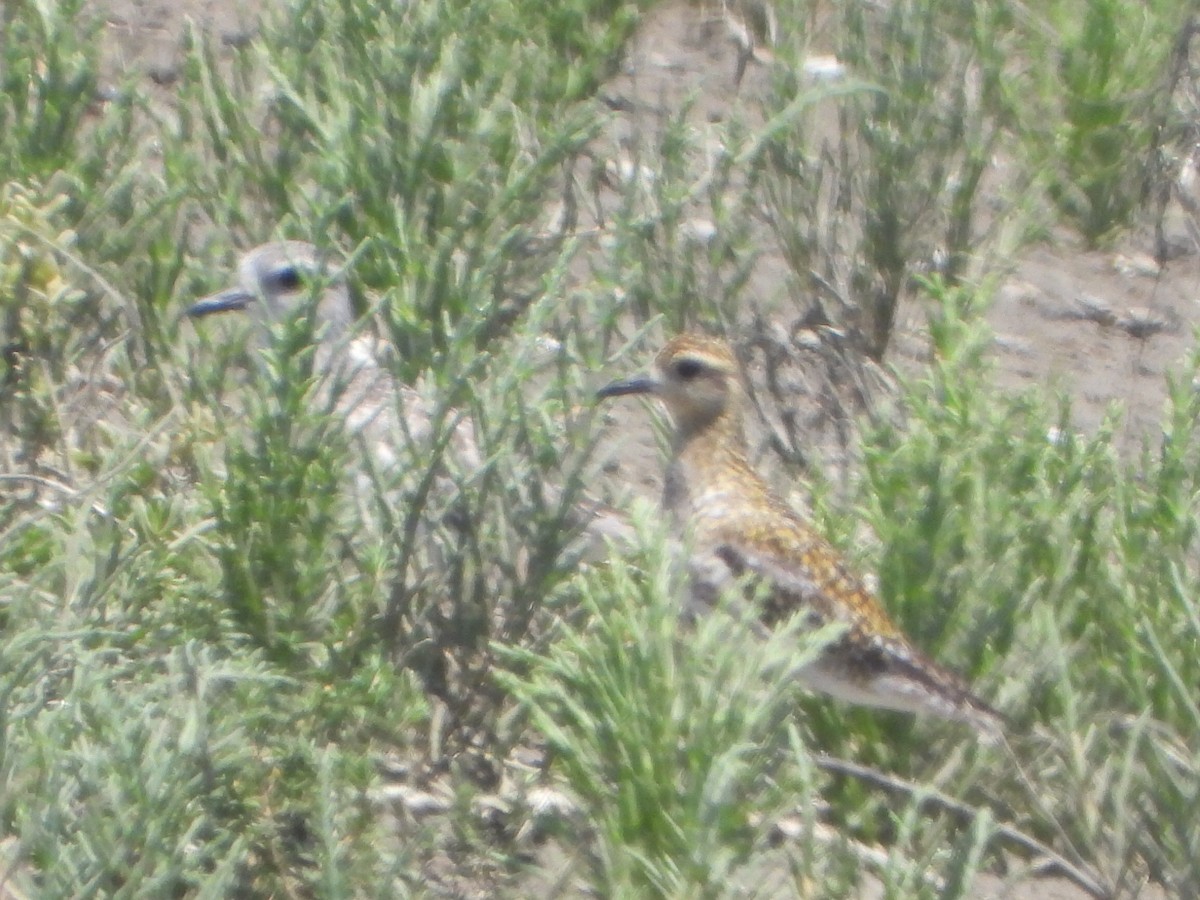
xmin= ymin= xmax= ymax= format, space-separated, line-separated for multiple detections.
xmin=188 ymin=241 xmax=632 ymax=550
xmin=187 ymin=241 xmax=480 ymax=475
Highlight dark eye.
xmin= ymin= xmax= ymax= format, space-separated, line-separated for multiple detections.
xmin=674 ymin=358 xmax=704 ymax=380
xmin=269 ymin=265 xmax=303 ymax=292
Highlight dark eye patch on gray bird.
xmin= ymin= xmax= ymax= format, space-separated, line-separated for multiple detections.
xmin=264 ymin=264 xmax=304 ymax=293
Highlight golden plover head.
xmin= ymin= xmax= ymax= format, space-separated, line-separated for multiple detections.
xmin=597 ymin=334 xmax=744 ymax=438
xmin=597 ymin=332 xmax=1005 ymax=741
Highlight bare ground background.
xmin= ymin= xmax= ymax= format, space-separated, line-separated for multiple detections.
xmin=93 ymin=0 xmax=1200 ymax=457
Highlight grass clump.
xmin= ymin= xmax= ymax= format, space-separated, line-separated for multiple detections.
xmin=1018 ymin=0 xmax=1189 ymax=244
xmin=500 ymin=508 xmax=842 ymax=897
xmin=0 ymin=184 xmax=85 ymax=462
xmin=0 ymin=0 xmax=101 ymax=181
xmin=178 ymin=0 xmax=644 ymax=375
xmin=803 ymin=280 xmax=1200 ymax=895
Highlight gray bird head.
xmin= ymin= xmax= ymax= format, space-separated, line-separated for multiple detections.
xmin=187 ymin=241 xmax=353 ymax=342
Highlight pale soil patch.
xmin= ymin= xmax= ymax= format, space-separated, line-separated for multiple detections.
xmin=90 ymin=0 xmax=263 ymax=85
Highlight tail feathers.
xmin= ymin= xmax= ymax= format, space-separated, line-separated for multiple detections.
xmin=800 ymin=640 xmax=1006 ymax=743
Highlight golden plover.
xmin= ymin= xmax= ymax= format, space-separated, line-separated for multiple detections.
xmin=597 ymin=333 xmax=1003 ymax=739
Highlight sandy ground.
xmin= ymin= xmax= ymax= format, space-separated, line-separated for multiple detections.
xmin=83 ymin=1 xmax=1190 ymax=897
xmin=92 ymin=0 xmax=1200 ymax=452
xmin=593 ymin=1 xmax=1200 ymax=451
xmin=92 ymin=0 xmax=259 ymax=83
xmin=90 ymin=0 xmax=1200 ymax=467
